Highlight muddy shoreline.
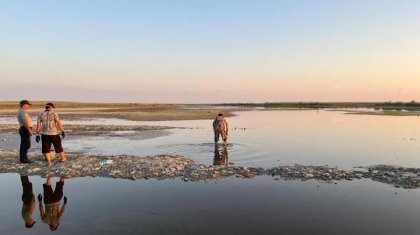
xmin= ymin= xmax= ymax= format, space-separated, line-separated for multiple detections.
xmin=0 ymin=124 xmax=180 ymax=136
xmin=1 ymin=151 xmax=420 ymax=189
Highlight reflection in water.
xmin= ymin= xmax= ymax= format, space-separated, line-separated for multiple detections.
xmin=213 ymin=144 xmax=229 ymax=166
xmin=20 ymin=176 xmax=36 ymax=229
xmin=38 ymin=176 xmax=68 ymax=231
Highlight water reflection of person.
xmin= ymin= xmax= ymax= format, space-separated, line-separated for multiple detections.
xmin=213 ymin=144 xmax=229 ymax=166
xmin=38 ymin=176 xmax=67 ymax=231
xmin=20 ymin=175 xmax=36 ymax=229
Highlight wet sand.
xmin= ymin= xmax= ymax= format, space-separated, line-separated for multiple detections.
xmin=0 ymin=123 xmax=177 ymax=136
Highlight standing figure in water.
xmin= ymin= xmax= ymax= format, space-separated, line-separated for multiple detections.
xmin=213 ymin=113 xmax=229 ymax=145
xmin=38 ymin=176 xmax=68 ymax=231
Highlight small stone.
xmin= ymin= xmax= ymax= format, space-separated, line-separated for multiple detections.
xmin=304 ymin=173 xmax=314 ymax=179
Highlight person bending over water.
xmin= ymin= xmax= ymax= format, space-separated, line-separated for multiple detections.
xmin=20 ymin=175 xmax=36 ymax=229
xmin=213 ymin=113 xmax=229 ymax=145
xmin=36 ymin=103 xmax=67 ymax=166
xmin=38 ymin=176 xmax=68 ymax=231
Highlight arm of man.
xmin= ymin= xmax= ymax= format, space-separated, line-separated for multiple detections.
xmin=24 ymin=121 xmax=32 ymax=135
xmin=23 ymin=113 xmax=32 ymax=135
xmin=59 ymin=202 xmax=67 ymax=220
xmin=57 ymin=119 xmax=64 ymax=132
xmin=55 ymin=113 xmax=64 ymax=132
xmin=36 ymin=121 xmax=41 ymax=134
xmin=36 ymin=114 xmax=42 ymax=135
xmin=39 ymin=202 xmax=45 ymax=219
xmin=55 ymin=113 xmax=66 ymax=139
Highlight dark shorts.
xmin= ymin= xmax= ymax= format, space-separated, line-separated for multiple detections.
xmin=41 ymin=135 xmax=64 ymax=154
xmin=43 ymin=182 xmax=64 ymax=204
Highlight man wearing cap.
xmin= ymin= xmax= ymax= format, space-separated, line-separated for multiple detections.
xmin=36 ymin=103 xmax=67 ymax=166
xmin=17 ymin=100 xmax=33 ymax=163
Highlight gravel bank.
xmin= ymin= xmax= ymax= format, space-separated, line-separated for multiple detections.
xmin=1 ymin=151 xmax=420 ymax=188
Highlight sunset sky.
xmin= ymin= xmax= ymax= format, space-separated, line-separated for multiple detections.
xmin=0 ymin=0 xmax=419 ymax=103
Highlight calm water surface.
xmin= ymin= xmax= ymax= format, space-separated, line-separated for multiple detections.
xmin=0 ymin=174 xmax=420 ymax=235
xmin=1 ymin=110 xmax=420 ymax=169
xmin=65 ymin=110 xmax=420 ymax=169
xmin=1 ymin=110 xmax=420 ymax=234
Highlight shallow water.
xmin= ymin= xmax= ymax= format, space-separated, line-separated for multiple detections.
xmin=2 ymin=110 xmax=420 ymax=234
xmin=69 ymin=110 xmax=420 ymax=169
xmin=1 ymin=110 xmax=420 ymax=169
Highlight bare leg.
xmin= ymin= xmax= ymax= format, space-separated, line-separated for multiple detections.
xmin=44 ymin=153 xmax=52 ymax=167
xmin=46 ymin=175 xmax=52 ymax=186
xmin=59 ymin=152 xmax=67 ymax=163
xmin=50 ymin=151 xmax=56 ymax=161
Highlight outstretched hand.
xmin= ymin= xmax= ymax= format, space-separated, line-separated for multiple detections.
xmin=38 ymin=194 xmax=43 ymax=202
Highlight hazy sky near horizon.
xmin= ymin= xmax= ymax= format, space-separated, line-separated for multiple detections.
xmin=0 ymin=0 xmax=419 ymax=103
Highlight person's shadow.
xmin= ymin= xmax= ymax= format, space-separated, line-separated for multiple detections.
xmin=38 ymin=176 xmax=68 ymax=231
xmin=20 ymin=175 xmax=36 ymax=229
xmin=213 ymin=144 xmax=229 ymax=166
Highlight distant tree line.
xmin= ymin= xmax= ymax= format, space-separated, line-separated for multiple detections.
xmin=373 ymin=100 xmax=420 ymax=111
xmin=217 ymin=101 xmax=420 ymax=111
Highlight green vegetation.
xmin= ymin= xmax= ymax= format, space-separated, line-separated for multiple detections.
xmin=372 ymin=100 xmax=420 ymax=111
xmin=0 ymin=102 xmax=234 ymax=121
xmin=60 ymin=109 xmax=234 ymax=121
xmin=217 ymin=102 xmax=377 ymax=109
xmin=2 ymin=101 xmax=420 ymax=119
xmin=0 ymin=101 xmax=175 ymax=110
xmin=217 ymin=101 xmax=420 ymax=111
xmin=345 ymin=110 xmax=420 ymax=116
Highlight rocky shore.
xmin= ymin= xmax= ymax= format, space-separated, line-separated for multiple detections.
xmin=1 ymin=150 xmax=420 ymax=189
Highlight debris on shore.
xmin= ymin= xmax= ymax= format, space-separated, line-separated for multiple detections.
xmin=1 ymin=151 xmax=420 ymax=189
xmin=366 ymin=165 xmax=420 ymax=189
